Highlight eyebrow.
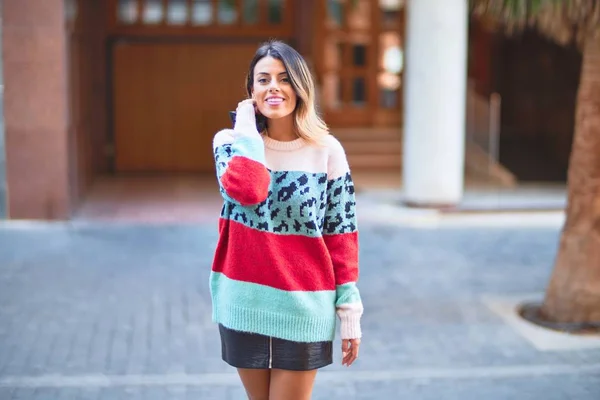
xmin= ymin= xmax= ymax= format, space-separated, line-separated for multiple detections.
xmin=256 ymin=71 xmax=288 ymax=76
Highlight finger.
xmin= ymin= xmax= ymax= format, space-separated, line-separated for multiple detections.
xmin=343 ymin=350 xmax=355 ymax=367
xmin=341 ymin=339 xmax=350 ymax=365
xmin=349 ymin=346 xmax=359 ymax=366
xmin=341 ymin=339 xmax=350 ymax=352
xmin=343 ymin=352 xmax=352 ymax=366
xmin=346 ymin=350 xmax=358 ymax=367
xmin=352 ymin=338 xmax=361 ymax=346
xmin=345 ymin=341 xmax=359 ymax=367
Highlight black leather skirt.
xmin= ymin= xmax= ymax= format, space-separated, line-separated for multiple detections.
xmin=218 ymin=324 xmax=333 ymax=371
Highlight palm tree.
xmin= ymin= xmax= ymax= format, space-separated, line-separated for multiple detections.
xmin=471 ymin=0 xmax=600 ymax=328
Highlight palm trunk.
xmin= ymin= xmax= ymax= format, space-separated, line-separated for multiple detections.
xmin=540 ymin=34 xmax=600 ymax=323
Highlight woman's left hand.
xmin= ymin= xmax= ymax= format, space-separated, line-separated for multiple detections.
xmin=341 ymin=338 xmax=360 ymax=367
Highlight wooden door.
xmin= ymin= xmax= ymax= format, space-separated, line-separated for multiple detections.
xmin=109 ymin=0 xmax=294 ymax=173
xmin=315 ymin=0 xmax=405 ymax=128
xmin=113 ymin=42 xmax=257 ymax=172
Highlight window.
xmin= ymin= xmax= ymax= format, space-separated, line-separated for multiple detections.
xmin=243 ymin=0 xmax=259 ymax=24
xmin=167 ymin=0 xmax=188 ymax=25
xmin=143 ymin=0 xmax=163 ymax=24
xmin=218 ymin=0 xmax=237 ymax=25
xmin=118 ymin=0 xmax=138 ymax=24
xmin=192 ymin=0 xmax=213 ymax=25
xmin=112 ymin=0 xmax=291 ymax=32
xmin=268 ymin=0 xmax=284 ymax=24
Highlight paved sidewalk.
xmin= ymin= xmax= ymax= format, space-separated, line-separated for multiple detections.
xmin=0 ymin=211 xmax=599 ymax=399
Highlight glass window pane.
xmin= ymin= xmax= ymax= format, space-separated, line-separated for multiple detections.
xmin=352 ymin=44 xmax=367 ymax=67
xmin=380 ymin=88 xmax=398 ymax=108
xmin=192 ymin=0 xmax=213 ymax=25
xmin=167 ymin=0 xmax=188 ymax=25
xmin=118 ymin=0 xmax=138 ymax=24
xmin=268 ymin=0 xmax=284 ymax=24
xmin=218 ymin=0 xmax=237 ymax=24
xmin=352 ymin=77 xmax=366 ymax=106
xmin=242 ymin=0 xmax=258 ymax=24
xmin=143 ymin=0 xmax=164 ymax=24
xmin=326 ymin=0 xmax=343 ymax=27
xmin=378 ymin=73 xmax=401 ymax=108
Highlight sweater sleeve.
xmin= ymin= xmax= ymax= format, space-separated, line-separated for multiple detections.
xmin=213 ymin=121 xmax=271 ymax=207
xmin=322 ymin=136 xmax=364 ymax=340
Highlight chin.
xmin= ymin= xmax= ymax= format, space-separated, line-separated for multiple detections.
xmin=261 ymin=109 xmax=294 ymax=120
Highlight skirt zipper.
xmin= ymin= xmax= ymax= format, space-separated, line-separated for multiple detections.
xmin=268 ymin=337 xmax=273 ymax=369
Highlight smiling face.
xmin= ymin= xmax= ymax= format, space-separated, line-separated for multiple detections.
xmin=251 ymin=56 xmax=298 ymax=121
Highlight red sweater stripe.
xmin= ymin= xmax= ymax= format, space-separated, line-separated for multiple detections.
xmin=323 ymin=233 xmax=359 ymax=285
xmin=220 ymin=156 xmax=270 ymax=206
xmin=212 ymin=219 xmax=342 ymax=291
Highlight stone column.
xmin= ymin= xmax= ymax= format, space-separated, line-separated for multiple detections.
xmin=402 ymin=0 xmax=468 ymax=207
xmin=2 ymin=0 xmax=72 ymax=219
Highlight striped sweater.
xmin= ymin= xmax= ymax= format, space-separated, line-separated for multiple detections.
xmin=210 ymin=123 xmax=363 ymax=343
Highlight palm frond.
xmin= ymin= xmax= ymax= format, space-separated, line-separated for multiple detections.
xmin=471 ymin=0 xmax=600 ymax=46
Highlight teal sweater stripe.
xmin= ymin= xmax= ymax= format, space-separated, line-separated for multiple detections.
xmin=210 ymin=271 xmax=337 ymax=342
xmin=214 ymin=134 xmax=266 ymax=171
xmin=335 ymin=282 xmax=362 ymax=307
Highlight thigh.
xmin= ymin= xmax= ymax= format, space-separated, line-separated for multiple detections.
xmin=269 ymin=369 xmax=318 ymax=400
xmin=237 ymin=368 xmax=271 ymax=400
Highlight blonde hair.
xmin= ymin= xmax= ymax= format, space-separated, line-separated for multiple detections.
xmin=245 ymin=40 xmax=329 ymax=145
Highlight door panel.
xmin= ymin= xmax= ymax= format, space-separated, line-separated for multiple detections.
xmin=113 ymin=42 xmax=256 ymax=172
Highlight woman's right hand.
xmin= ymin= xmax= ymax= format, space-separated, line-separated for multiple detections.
xmin=234 ymin=99 xmax=259 ymax=136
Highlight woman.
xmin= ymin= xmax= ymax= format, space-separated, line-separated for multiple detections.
xmin=211 ymin=40 xmax=363 ymax=400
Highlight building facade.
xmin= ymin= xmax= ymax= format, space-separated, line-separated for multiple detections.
xmin=1 ymin=0 xmax=412 ymax=220
xmin=0 ymin=0 xmax=579 ymax=220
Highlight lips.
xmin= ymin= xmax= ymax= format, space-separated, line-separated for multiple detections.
xmin=266 ymin=97 xmax=284 ymax=106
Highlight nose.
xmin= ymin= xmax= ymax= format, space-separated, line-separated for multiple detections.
xmin=268 ymin=80 xmax=281 ymax=92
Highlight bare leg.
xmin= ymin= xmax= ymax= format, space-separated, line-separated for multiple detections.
xmin=237 ymin=368 xmax=271 ymax=400
xmin=269 ymin=369 xmax=318 ymax=400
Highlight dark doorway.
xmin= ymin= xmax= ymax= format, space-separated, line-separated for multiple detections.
xmin=495 ymin=30 xmax=581 ymax=183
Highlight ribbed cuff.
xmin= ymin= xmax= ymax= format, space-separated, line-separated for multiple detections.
xmin=338 ymin=312 xmax=362 ymax=339
xmin=234 ymin=119 xmax=260 ymax=137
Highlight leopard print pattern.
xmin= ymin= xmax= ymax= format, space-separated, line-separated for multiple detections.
xmin=323 ymin=172 xmax=357 ymax=234
xmin=219 ymin=167 xmax=356 ymax=237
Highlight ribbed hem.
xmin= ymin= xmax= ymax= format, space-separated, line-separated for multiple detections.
xmin=338 ymin=313 xmax=362 ymax=339
xmin=213 ymin=303 xmax=336 ymax=343
xmin=262 ymin=135 xmax=306 ymax=151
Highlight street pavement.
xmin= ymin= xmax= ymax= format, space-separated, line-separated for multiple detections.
xmin=0 ymin=204 xmax=599 ymax=399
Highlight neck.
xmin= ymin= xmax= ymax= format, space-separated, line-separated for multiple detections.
xmin=265 ymin=114 xmax=297 ymax=142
